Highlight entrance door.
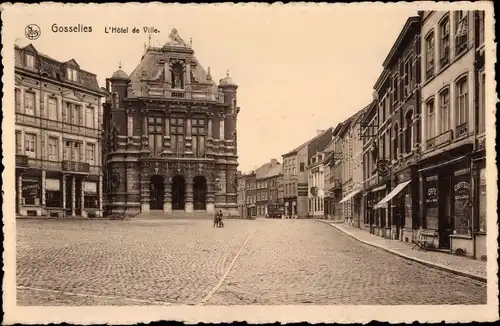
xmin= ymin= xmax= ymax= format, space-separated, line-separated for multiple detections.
xmin=171 ymin=175 xmax=185 ymax=210
xmin=438 ymin=173 xmax=451 ymax=249
xmin=150 ymin=175 xmax=164 ymax=210
xmin=193 ymin=176 xmax=207 ymax=210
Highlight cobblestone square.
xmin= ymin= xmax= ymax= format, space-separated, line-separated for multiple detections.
xmin=17 ymin=219 xmax=487 ymax=305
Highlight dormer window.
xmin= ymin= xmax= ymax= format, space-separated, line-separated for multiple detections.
xmin=67 ymin=68 xmax=78 ymax=82
xmin=25 ymin=53 xmax=35 ymax=69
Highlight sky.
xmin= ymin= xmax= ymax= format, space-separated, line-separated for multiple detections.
xmin=7 ymin=3 xmax=420 ymax=172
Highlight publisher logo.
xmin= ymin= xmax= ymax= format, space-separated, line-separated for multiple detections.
xmin=25 ymin=24 xmax=41 ymax=40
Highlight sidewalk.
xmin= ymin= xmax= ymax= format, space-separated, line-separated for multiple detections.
xmin=320 ymin=220 xmax=487 ymax=283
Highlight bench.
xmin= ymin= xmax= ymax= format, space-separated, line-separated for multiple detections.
xmin=412 ymin=229 xmax=438 ymax=252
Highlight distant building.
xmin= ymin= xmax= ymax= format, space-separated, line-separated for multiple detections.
xmin=15 ymin=44 xmax=103 ymax=218
xmin=245 ymin=172 xmax=257 ymax=217
xmin=282 ymin=129 xmax=333 ymax=218
xmin=254 ymin=159 xmax=281 ymax=217
xmin=306 ymin=141 xmax=333 ymax=218
xmin=236 ymin=171 xmax=246 ymax=218
xmin=102 ymin=28 xmax=240 ymax=217
xmin=324 ymin=124 xmax=344 ymax=220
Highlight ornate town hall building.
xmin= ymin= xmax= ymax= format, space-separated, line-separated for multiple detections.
xmin=103 ymin=29 xmax=240 ymax=217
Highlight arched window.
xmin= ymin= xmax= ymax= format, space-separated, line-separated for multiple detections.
xmin=439 ymin=88 xmax=450 ymax=133
xmin=393 ymin=123 xmax=399 ymax=159
xmin=426 ymin=99 xmax=435 ymax=139
xmin=405 ymin=110 xmax=413 ymax=153
xmin=456 ymin=76 xmax=468 ymax=127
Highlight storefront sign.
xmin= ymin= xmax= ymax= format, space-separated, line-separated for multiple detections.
xmin=424 ymin=178 xmax=439 ymax=230
xmin=454 ymin=178 xmax=471 ymax=235
xmin=377 ymin=159 xmax=390 ymax=178
xmin=22 ymin=178 xmax=41 ymax=205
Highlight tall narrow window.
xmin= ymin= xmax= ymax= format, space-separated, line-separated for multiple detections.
xmin=86 ymin=107 xmax=95 ymax=129
xmin=425 ymin=32 xmax=435 ymax=79
xmin=403 ymin=57 xmax=413 ymax=97
xmin=478 ymin=11 xmax=485 ymax=47
xmin=426 ymin=99 xmax=436 ymax=139
xmin=170 ymin=118 xmax=185 ymax=154
xmin=25 ymin=133 xmax=37 ymax=158
xmin=455 ymin=11 xmax=468 ymax=55
xmin=392 ymin=124 xmax=399 ymax=159
xmin=48 ymin=137 xmax=59 ymax=161
xmin=191 ymin=118 xmax=206 ymax=157
xmin=25 ymin=54 xmax=35 ymax=69
xmin=405 ymin=110 xmax=414 ymax=153
xmin=148 ymin=117 xmax=163 ymax=156
xmin=24 ymin=92 xmax=35 ymax=116
xmin=48 ymin=97 xmax=57 ymax=120
xmin=439 ymin=89 xmax=450 ymax=133
xmin=439 ymin=16 xmax=450 ymax=67
xmin=15 ymin=132 xmax=22 ymax=154
xmin=63 ymin=102 xmax=70 ymax=123
xmin=86 ymin=143 xmax=95 ymax=164
xmin=15 ymin=89 xmax=21 ymax=112
xmin=456 ymin=77 xmax=469 ymax=127
xmin=64 ymin=140 xmax=71 ymax=160
xmin=478 ymin=72 xmax=486 ymax=133
xmin=72 ymin=142 xmax=81 ymax=161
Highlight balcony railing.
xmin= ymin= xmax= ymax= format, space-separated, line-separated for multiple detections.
xmin=62 ymin=160 xmax=90 ymax=173
xmin=16 ymin=113 xmax=100 ymax=138
xmin=426 ymin=130 xmax=453 ymax=149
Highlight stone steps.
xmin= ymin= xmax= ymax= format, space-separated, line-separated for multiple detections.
xmin=134 ymin=210 xmax=214 ymax=220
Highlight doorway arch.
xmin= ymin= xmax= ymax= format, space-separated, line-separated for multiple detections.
xmin=193 ymin=176 xmax=207 ymax=210
xmin=171 ymin=175 xmax=186 ymax=210
xmin=150 ymin=175 xmax=164 ymax=210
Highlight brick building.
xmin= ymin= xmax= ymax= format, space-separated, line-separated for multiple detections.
xmin=255 ymin=159 xmax=281 ymax=217
xmin=15 ymin=43 xmax=104 ymax=218
xmin=102 ymin=29 xmax=240 ymax=217
xmin=369 ymin=16 xmax=422 ymax=241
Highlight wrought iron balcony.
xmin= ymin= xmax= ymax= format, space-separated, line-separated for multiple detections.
xmin=426 ymin=130 xmax=453 ymax=149
xmin=62 ymin=160 xmax=90 ymax=173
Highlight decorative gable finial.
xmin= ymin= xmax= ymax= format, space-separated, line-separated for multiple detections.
xmin=119 ymin=61 xmax=122 ymax=69
xmin=226 ymin=69 xmax=230 ymax=77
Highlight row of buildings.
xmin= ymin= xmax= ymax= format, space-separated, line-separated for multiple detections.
xmin=14 ymin=28 xmax=242 ymax=218
xmin=237 ymin=10 xmax=488 ymax=260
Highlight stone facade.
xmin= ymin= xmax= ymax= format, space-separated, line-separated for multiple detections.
xmin=103 ymin=29 xmax=240 ymax=217
xmin=14 ymin=43 xmax=104 ymax=218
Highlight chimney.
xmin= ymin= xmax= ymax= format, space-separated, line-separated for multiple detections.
xmin=270 ymin=158 xmax=278 ymax=165
xmin=316 ymin=129 xmax=325 ymax=136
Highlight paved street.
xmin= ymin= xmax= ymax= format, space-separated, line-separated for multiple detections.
xmin=17 ymin=218 xmax=486 ymax=305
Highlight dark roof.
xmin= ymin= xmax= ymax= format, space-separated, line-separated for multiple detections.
xmin=382 ymin=16 xmax=421 ymax=68
xmin=128 ymin=40 xmax=219 ymax=97
xmin=15 ymin=44 xmax=100 ymax=91
xmin=282 ymin=128 xmax=332 ymax=157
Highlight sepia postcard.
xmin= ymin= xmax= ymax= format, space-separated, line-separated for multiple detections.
xmin=1 ymin=1 xmax=498 ymax=324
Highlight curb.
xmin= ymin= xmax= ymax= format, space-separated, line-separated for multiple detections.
xmin=320 ymin=220 xmax=487 ymax=283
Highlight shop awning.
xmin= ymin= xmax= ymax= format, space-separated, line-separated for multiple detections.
xmin=373 ymin=180 xmax=411 ymax=209
xmin=339 ymin=189 xmax=362 ymax=204
xmin=371 ymin=184 xmax=387 ymax=192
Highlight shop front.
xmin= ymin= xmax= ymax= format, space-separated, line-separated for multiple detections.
xmin=374 ymin=163 xmax=419 ymax=243
xmin=19 ymin=175 xmax=42 ymax=216
xmin=418 ymin=148 xmax=474 ymax=255
xmin=283 ymin=197 xmax=297 ymax=218
xmin=472 ymin=140 xmax=487 ymax=260
xmin=366 ymin=184 xmax=388 ymax=237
